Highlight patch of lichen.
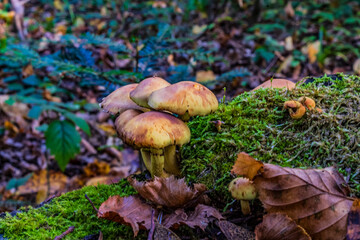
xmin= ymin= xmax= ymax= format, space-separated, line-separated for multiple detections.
xmin=181 ymin=74 xmax=360 ymax=203
xmin=0 ymin=179 xmax=145 ymax=240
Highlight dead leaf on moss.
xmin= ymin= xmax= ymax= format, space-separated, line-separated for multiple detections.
xmin=162 ymin=204 xmax=223 ymax=230
xmin=347 ymin=199 xmax=360 ymax=240
xmin=253 ymin=161 xmax=353 ymax=239
xmin=128 ymin=176 xmax=207 ymax=209
xmin=231 ymin=152 xmax=264 ymax=180
xmin=255 ymin=213 xmax=311 ymax=240
xmin=97 ymin=195 xmax=154 ymax=237
xmin=218 ymin=220 xmax=255 ymax=240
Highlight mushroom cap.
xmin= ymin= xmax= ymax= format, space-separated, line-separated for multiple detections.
xmin=99 ymin=84 xmax=147 ymax=115
xmin=252 ymin=79 xmax=295 ymax=91
xmin=115 ymin=109 xmax=142 ymax=138
xmin=228 ymin=177 xmax=257 ymax=201
xmin=148 ymin=81 xmax=218 ymax=117
xmin=130 ymin=77 xmax=171 ymax=108
xmin=121 ymin=111 xmax=190 ymax=149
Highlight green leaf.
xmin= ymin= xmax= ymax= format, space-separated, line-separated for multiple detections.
xmin=28 ymin=105 xmax=43 ymax=119
xmin=6 ymin=174 xmax=33 ymax=190
xmin=64 ymin=112 xmax=91 ymax=136
xmin=45 ymin=120 xmax=81 ymax=171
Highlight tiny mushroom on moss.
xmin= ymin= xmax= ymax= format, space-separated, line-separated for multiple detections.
xmin=130 ymin=77 xmax=171 ymax=108
xmin=119 ymin=111 xmax=190 ymax=177
xmin=99 ymin=84 xmax=147 ymax=115
xmin=298 ymin=97 xmax=315 ymax=110
xmin=228 ymin=177 xmax=257 ymax=215
xmin=283 ymin=100 xmax=306 ymax=119
xmin=148 ymin=81 xmax=218 ymax=121
xmin=252 ymin=78 xmax=295 ymax=91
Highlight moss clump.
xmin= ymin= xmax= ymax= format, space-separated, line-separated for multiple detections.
xmin=0 ymin=179 xmax=144 ymax=240
xmin=181 ymin=74 xmax=360 ymax=203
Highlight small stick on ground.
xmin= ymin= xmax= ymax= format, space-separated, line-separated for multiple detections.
xmin=54 ymin=226 xmax=75 ymax=240
xmin=85 ymin=194 xmax=98 ymax=212
xmin=147 ymin=208 xmax=155 ymax=240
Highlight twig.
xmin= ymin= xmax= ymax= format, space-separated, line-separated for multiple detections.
xmin=85 ymin=194 xmax=98 ymax=212
xmin=54 ymin=226 xmax=75 ymax=240
xmin=147 ymin=209 xmax=155 ymax=240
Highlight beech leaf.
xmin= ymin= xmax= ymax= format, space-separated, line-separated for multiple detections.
xmin=97 ymin=195 xmax=154 ymax=236
xmin=347 ymin=199 xmax=360 ymax=240
xmin=255 ymin=213 xmax=311 ymax=240
xmin=253 ymin=162 xmax=354 ymax=239
xmin=162 ymin=204 xmax=223 ymax=230
xmin=231 ymin=152 xmax=264 ymax=180
xmin=128 ymin=176 xmax=207 ymax=208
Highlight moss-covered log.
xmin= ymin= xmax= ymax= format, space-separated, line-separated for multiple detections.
xmin=1 ymin=74 xmax=360 ymax=239
xmin=182 ymin=74 xmax=360 ymax=202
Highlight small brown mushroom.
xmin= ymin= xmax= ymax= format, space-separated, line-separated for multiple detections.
xmin=298 ymin=97 xmax=315 ymax=110
xmin=252 ymin=79 xmax=295 ymax=91
xmin=148 ymin=81 xmax=218 ymax=121
xmin=130 ymin=77 xmax=171 ymax=108
xmin=228 ymin=177 xmax=257 ymax=215
xmin=283 ymin=100 xmax=306 ymax=119
xmin=119 ymin=111 xmax=190 ymax=177
xmin=99 ymin=84 xmax=147 ymax=115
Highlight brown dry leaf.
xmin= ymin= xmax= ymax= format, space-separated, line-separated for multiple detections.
xmin=4 ymin=120 xmax=19 ymax=134
xmin=128 ymin=176 xmax=207 ymax=209
xmin=83 ymin=160 xmax=110 ymax=177
xmin=347 ymin=199 xmax=360 ymax=240
xmin=97 ymin=195 xmax=154 ymax=236
xmin=16 ymin=170 xmax=68 ymax=196
xmin=0 ymin=95 xmax=29 ymax=119
xmin=254 ymin=162 xmax=353 ymax=239
xmin=284 ymin=2 xmax=295 ymax=18
xmin=255 ymin=213 xmax=311 ymax=240
xmin=302 ymin=41 xmax=320 ymax=64
xmin=42 ymin=89 xmax=62 ymax=103
xmin=231 ymin=152 xmax=264 ymax=180
xmin=162 ymin=204 xmax=223 ymax=230
xmin=218 ymin=220 xmax=255 ymax=240
xmin=152 ymin=1 xmax=167 ymax=8
xmin=22 ymin=63 xmax=34 ymax=78
xmin=196 ymin=70 xmax=216 ymax=83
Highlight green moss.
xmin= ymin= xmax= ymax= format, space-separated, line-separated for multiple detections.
xmin=0 ymin=179 xmax=145 ymax=240
xmin=182 ymin=74 xmax=360 ymax=203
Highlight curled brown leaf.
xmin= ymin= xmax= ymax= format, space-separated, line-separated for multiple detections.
xmin=231 ymin=152 xmax=264 ymax=180
xmin=97 ymin=195 xmax=154 ymax=236
xmin=128 ymin=176 xmax=207 ymax=208
xmin=162 ymin=204 xmax=223 ymax=230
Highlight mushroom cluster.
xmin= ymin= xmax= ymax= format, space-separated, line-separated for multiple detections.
xmin=284 ymin=97 xmax=322 ymax=119
xmin=100 ymin=77 xmax=219 ymax=178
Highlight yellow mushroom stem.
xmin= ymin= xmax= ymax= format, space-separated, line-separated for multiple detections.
xmin=164 ymin=145 xmax=181 ymax=175
xmin=150 ymin=148 xmax=166 ymax=177
xmin=140 ymin=149 xmax=152 ymax=172
xmin=240 ymin=200 xmax=251 ymax=215
xmin=140 ymin=146 xmax=180 ymax=177
xmin=179 ymin=111 xmax=191 ymax=122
